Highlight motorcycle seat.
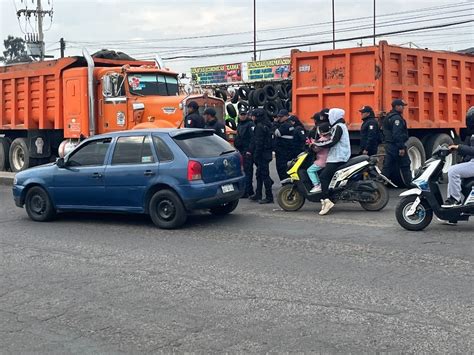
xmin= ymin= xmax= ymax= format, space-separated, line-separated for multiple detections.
xmin=337 ymin=155 xmax=369 ymax=170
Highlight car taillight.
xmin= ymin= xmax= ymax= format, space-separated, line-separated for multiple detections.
xmin=187 ymin=160 xmax=202 ymax=181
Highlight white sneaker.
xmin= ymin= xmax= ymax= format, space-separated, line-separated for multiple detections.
xmin=320 ymin=199 xmax=326 ymax=212
xmin=319 ymin=199 xmax=335 ymax=215
xmin=310 ymin=184 xmax=322 ymax=193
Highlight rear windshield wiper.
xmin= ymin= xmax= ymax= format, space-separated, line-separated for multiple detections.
xmin=220 ymin=149 xmax=236 ymax=156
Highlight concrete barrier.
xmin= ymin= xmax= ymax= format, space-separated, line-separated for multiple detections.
xmin=0 ymin=172 xmax=15 ymax=186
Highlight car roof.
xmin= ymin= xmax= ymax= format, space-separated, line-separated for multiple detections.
xmin=88 ymin=128 xmax=213 ymax=140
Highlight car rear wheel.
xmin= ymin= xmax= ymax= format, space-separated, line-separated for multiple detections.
xmin=149 ymin=190 xmax=187 ymax=229
xmin=209 ymin=199 xmax=239 ymax=215
xmin=25 ymin=186 xmax=56 ymax=222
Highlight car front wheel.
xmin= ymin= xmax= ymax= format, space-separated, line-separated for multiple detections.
xmin=149 ymin=190 xmax=187 ymax=229
xmin=25 ymin=186 xmax=56 ymax=222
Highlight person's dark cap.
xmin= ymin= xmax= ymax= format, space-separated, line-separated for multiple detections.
xmin=239 ymin=106 xmax=248 ymax=115
xmin=359 ymin=105 xmax=374 ymax=113
xmin=251 ymin=108 xmax=265 ymax=118
xmin=392 ymin=99 xmax=407 ymax=107
xmin=187 ymin=101 xmax=199 ymax=109
xmin=203 ymin=107 xmax=216 ymax=116
xmin=277 ymin=109 xmax=289 ymax=117
xmin=312 ymin=112 xmax=321 ymax=121
xmin=318 ymin=121 xmax=331 ymax=135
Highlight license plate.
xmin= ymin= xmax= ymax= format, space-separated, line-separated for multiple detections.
xmin=221 ymin=184 xmax=234 ymax=193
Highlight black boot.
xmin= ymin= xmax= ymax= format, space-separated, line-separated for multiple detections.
xmin=250 ymin=179 xmax=263 ymax=202
xmin=259 ymin=180 xmax=274 ymax=204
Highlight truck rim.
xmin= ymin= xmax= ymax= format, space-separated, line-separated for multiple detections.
xmin=11 ymin=145 xmax=25 ymax=171
xmin=408 ymin=146 xmax=423 ymax=177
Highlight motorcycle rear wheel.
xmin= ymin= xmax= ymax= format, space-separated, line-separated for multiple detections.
xmin=360 ymin=182 xmax=389 ymax=211
xmin=395 ymin=195 xmax=433 ymax=231
xmin=277 ymin=184 xmax=305 ymax=211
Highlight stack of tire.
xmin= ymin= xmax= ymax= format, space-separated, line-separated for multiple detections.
xmin=215 ymin=82 xmax=292 ymax=121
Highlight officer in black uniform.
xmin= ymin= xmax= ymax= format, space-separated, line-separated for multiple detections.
xmin=234 ymin=106 xmax=255 ymax=198
xmin=382 ymin=99 xmax=412 ymax=186
xmin=359 ymin=105 xmax=380 ymax=156
xmin=249 ymin=109 xmax=274 ymax=204
xmin=185 ymin=101 xmax=205 ymax=128
xmin=273 ymin=109 xmax=294 ymax=181
xmin=203 ymin=107 xmax=226 ymax=140
xmin=289 ymin=115 xmax=307 ymax=157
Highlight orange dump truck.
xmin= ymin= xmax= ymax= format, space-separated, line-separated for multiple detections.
xmin=0 ymin=52 xmax=224 ymax=171
xmin=292 ymin=41 xmax=474 ymax=171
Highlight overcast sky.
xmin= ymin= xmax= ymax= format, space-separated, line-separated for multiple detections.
xmin=1 ymin=0 xmax=473 ymax=73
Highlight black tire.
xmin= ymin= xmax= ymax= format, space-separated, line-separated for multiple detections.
xmin=9 ymin=137 xmax=30 ymax=172
xmin=395 ymin=195 xmax=433 ymax=231
xmin=209 ymin=200 xmax=239 ymax=215
xmin=248 ymin=89 xmax=257 ymax=107
xmin=264 ymin=101 xmax=279 ymax=117
xmin=277 ymin=184 xmax=305 ymax=211
xmin=238 ymin=86 xmax=251 ymax=100
xmin=25 ymin=186 xmax=56 ymax=222
xmin=360 ymin=182 xmax=389 ymax=211
xmin=237 ymin=100 xmax=250 ymax=114
xmin=0 ymin=137 xmax=11 ymax=171
xmin=230 ymin=90 xmax=239 ymax=104
xmin=276 ymin=84 xmax=288 ymax=99
xmin=226 ymin=103 xmax=237 ymax=118
xmin=254 ymin=88 xmax=266 ymax=106
xmin=425 ymin=133 xmax=454 ymax=182
xmin=149 ymin=190 xmax=187 ymax=229
xmin=214 ymin=89 xmax=227 ymax=102
xmin=273 ymin=97 xmax=283 ymax=110
xmin=263 ymin=84 xmax=278 ymax=100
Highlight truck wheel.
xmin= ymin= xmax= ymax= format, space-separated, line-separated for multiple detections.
xmin=395 ymin=195 xmax=432 ymax=231
xmin=0 ymin=137 xmax=11 ymax=171
xmin=209 ymin=200 xmax=239 ymax=215
xmin=360 ymin=182 xmax=389 ymax=211
xmin=25 ymin=186 xmax=56 ymax=222
xmin=149 ymin=190 xmax=187 ymax=229
xmin=406 ymin=137 xmax=425 ymax=174
xmin=9 ymin=138 xmax=30 ymax=172
xmin=425 ymin=133 xmax=454 ymax=182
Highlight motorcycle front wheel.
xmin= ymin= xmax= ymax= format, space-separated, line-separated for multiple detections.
xmin=277 ymin=184 xmax=305 ymax=211
xmin=395 ymin=195 xmax=433 ymax=231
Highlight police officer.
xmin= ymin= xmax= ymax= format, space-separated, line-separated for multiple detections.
xmin=359 ymin=105 xmax=380 ymax=156
xmin=249 ymin=109 xmax=274 ymax=204
xmin=184 ymin=101 xmax=205 ymax=128
xmin=289 ymin=115 xmax=307 ymax=157
xmin=382 ymin=99 xmax=412 ymax=186
xmin=273 ymin=109 xmax=294 ymax=181
xmin=234 ymin=106 xmax=255 ymax=198
xmin=203 ymin=107 xmax=226 ymax=140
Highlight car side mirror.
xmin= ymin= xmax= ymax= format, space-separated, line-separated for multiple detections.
xmin=56 ymin=157 xmax=65 ymax=168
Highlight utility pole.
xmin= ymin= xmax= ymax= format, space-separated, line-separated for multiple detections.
xmin=332 ymin=0 xmax=335 ymax=50
xmin=373 ymin=0 xmax=376 ymax=45
xmin=16 ymin=0 xmax=53 ymax=60
xmin=253 ymin=0 xmax=257 ymax=61
xmin=60 ymin=37 xmax=65 ymax=58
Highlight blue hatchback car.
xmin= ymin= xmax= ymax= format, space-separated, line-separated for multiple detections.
xmin=13 ymin=129 xmax=245 ymax=229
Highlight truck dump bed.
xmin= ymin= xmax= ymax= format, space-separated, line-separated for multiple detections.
xmin=292 ymin=41 xmax=474 ymax=131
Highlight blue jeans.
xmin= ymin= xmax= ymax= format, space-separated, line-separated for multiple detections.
xmin=307 ymin=164 xmax=323 ymax=185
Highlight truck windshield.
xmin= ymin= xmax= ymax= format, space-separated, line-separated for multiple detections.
xmin=128 ymin=73 xmax=179 ymax=96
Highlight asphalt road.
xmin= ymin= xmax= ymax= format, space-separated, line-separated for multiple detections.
xmin=0 ymin=182 xmax=473 ymax=353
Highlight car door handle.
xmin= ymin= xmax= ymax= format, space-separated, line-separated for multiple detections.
xmin=144 ymin=170 xmax=156 ymax=176
xmin=92 ymin=172 xmax=103 ymax=179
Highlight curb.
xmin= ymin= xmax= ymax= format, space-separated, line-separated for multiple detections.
xmin=0 ymin=173 xmax=15 ymax=186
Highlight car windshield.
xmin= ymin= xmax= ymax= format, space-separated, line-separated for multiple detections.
xmin=173 ymin=131 xmax=235 ymax=158
xmin=128 ymin=73 xmax=179 ymax=96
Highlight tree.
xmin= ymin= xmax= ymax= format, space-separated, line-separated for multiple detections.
xmin=0 ymin=35 xmax=31 ymax=64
